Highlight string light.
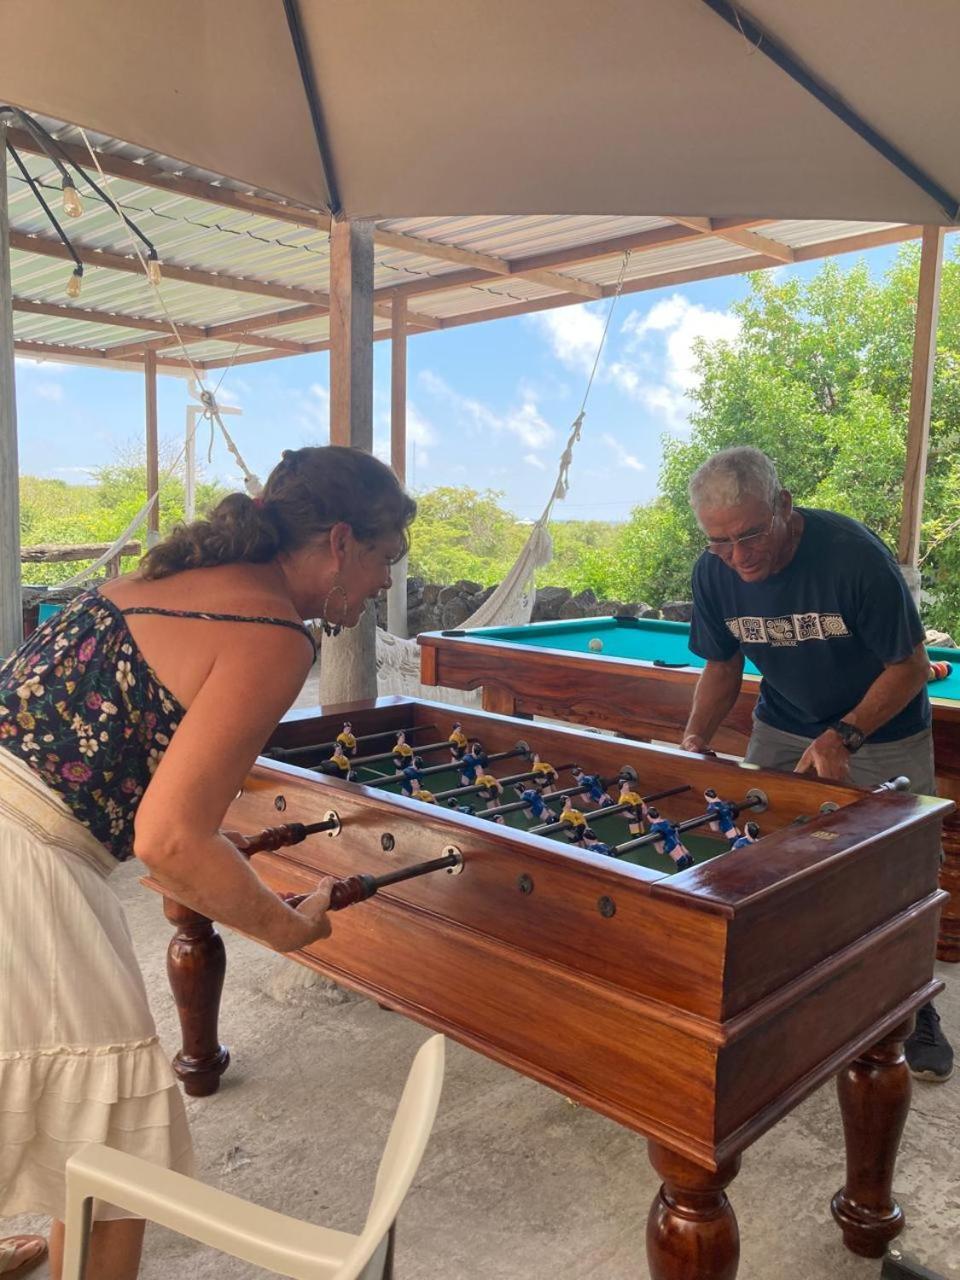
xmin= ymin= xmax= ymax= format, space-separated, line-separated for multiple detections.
xmin=147 ymin=256 xmax=162 ymax=285
xmin=66 ymin=268 xmax=83 ymax=299
xmin=61 ymin=177 xmax=83 ymax=218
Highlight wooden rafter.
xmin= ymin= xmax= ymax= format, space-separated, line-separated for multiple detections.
xmin=14 ymin=338 xmax=189 ymax=371
xmin=12 ymin=296 xmax=205 ymax=338
xmin=10 ymin=128 xmax=604 ymax=301
xmin=668 ymin=215 xmax=796 ymax=263
xmin=9 ymin=229 xmax=331 ymax=306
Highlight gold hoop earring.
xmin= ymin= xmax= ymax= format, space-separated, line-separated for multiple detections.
xmin=320 ymin=583 xmax=349 ymax=637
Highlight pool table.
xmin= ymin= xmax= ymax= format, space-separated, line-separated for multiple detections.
xmin=419 ymin=615 xmax=960 ymax=962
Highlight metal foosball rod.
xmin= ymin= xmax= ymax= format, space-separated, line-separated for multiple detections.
xmin=528 ymin=783 xmax=693 ymax=835
xmin=432 ymin=764 xmax=577 ymax=802
xmin=356 ymin=741 xmax=532 ymax=780
xmin=612 ymin=794 xmax=764 ymax=857
xmin=280 ymin=851 xmax=463 ymax=911
xmin=235 ymin=816 xmax=342 ymax=855
xmin=349 ymin=733 xmax=490 ymax=769
xmin=269 ymin=723 xmax=438 ymax=761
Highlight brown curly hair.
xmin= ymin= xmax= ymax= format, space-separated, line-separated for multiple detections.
xmin=140 ymin=446 xmax=416 ymax=580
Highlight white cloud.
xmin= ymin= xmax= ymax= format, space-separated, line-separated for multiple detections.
xmin=615 ymin=292 xmax=740 ymax=431
xmin=34 ymin=382 xmax=65 ymax=402
xmin=523 ymin=453 xmax=546 ymax=470
xmin=214 ymin=384 xmax=243 ymax=408
xmin=419 ymin=370 xmax=555 ymax=451
xmin=296 ymin=383 xmax=330 ymax=438
xmin=407 ymin=403 xmax=436 ymax=448
xmin=600 ymin=433 xmax=646 ymax=472
xmin=532 ymin=304 xmax=606 ymax=374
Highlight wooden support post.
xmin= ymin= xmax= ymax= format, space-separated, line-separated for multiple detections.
xmin=144 ymin=350 xmax=160 ymax=547
xmin=898 ymin=226 xmax=945 ymax=597
xmin=320 ymin=219 xmax=377 ymax=703
xmin=0 ymin=123 xmax=23 ymax=657
xmin=387 ymin=296 xmax=409 ymax=637
xmin=329 ymin=218 xmax=374 ymax=450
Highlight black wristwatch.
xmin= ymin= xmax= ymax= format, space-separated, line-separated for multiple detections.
xmin=832 ymin=720 xmax=865 ymax=753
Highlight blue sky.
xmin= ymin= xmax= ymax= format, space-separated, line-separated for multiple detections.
xmin=15 ymin=241 xmax=907 ymax=523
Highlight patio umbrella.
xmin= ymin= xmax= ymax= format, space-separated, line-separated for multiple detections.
xmin=0 ymin=0 xmax=958 ymax=224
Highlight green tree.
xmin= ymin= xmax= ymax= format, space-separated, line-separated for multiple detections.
xmin=19 ymin=445 xmax=230 ymax=587
xmin=615 ymin=244 xmax=960 ymax=631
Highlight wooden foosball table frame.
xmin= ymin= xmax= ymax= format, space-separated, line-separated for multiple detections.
xmin=151 ymin=697 xmax=951 ymax=1280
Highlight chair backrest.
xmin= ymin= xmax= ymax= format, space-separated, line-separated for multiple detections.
xmin=334 ymin=1034 xmax=445 ymax=1280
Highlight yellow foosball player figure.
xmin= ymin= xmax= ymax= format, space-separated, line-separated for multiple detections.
xmin=617 ymin=779 xmax=647 ymax=835
xmin=530 ymin=753 xmax=559 ymax=789
xmin=335 ymin=721 xmax=357 ymax=756
xmin=409 ymin=778 xmax=437 ymax=805
xmin=558 ymin=798 xmax=587 ymax=843
xmin=391 ymin=730 xmax=415 ymax=769
xmin=321 ymin=741 xmax=355 ymax=780
xmin=448 ymin=721 xmax=469 ymax=760
xmin=475 ymin=773 xmax=503 ymax=801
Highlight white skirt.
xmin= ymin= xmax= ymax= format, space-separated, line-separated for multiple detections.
xmin=0 ymin=750 xmax=194 ymax=1222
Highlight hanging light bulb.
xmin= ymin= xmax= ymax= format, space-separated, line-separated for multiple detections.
xmin=147 ymin=256 xmax=162 ymax=285
xmin=66 ymin=269 xmax=83 ymax=299
xmin=62 ymin=178 xmax=83 ymax=219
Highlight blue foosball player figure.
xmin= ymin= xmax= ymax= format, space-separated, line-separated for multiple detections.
xmin=514 ymin=784 xmax=549 ymax=822
xmin=398 ymin=756 xmax=426 ymax=796
xmin=582 ymin=827 xmax=616 ymax=857
xmin=645 ymin=806 xmax=694 ymax=871
xmin=571 ymin=766 xmax=612 ymax=807
xmin=704 ymin=787 xmax=740 ymax=840
xmin=730 ymin=820 xmax=760 ymax=850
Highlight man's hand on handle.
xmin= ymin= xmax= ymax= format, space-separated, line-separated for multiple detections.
xmin=794 ymin=729 xmax=852 ymax=784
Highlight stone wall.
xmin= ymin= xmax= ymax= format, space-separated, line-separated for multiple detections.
xmin=376 ymin=577 xmax=695 ymax=638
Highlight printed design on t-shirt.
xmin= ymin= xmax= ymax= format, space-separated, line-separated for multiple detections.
xmin=725 ymin=613 xmax=850 ymax=647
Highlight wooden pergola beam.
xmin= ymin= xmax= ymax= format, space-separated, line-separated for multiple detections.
xmin=12 ymin=296 xmax=205 ymax=338
xmin=669 ymin=216 xmax=796 ymax=263
xmin=14 ymin=338 xmax=189 ymax=372
xmin=437 ymin=224 xmax=926 ymax=329
xmin=10 ymin=128 xmax=602 ymax=301
xmin=6 ymin=127 xmax=334 ymax=234
xmin=9 ymin=230 xmax=332 ymax=306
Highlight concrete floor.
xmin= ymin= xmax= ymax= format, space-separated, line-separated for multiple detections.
xmin=6 ymin=858 xmax=959 ymax=1280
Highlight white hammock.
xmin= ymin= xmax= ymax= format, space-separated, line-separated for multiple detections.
xmin=374 ymin=247 xmax=631 ymax=698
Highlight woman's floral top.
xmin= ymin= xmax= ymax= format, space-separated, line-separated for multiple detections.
xmin=0 ymin=589 xmax=313 ymax=860
xmin=0 ymin=591 xmax=183 ymax=859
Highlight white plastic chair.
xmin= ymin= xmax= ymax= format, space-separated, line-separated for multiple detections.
xmin=61 ymin=1034 xmax=445 ymax=1280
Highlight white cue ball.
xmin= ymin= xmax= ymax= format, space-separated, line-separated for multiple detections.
xmin=588 ymin=637 xmax=603 ymax=652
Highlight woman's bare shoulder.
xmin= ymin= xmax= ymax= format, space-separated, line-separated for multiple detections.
xmin=99 ymin=563 xmax=301 ymax=622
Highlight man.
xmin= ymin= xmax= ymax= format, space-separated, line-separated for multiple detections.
xmin=682 ymin=446 xmax=953 ymax=1082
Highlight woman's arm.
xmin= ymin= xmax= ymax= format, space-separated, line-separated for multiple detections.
xmin=134 ymin=628 xmax=331 ymax=953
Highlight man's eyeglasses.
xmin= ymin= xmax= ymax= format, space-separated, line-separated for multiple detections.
xmin=705 ymin=515 xmax=776 ymax=556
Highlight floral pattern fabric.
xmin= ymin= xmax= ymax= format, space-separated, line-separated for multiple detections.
xmin=0 ymin=591 xmax=182 ymax=860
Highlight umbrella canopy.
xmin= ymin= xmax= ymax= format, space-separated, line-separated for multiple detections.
xmin=1 ymin=0 xmax=959 ymax=224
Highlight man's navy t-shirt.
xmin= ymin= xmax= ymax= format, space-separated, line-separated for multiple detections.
xmin=689 ymin=508 xmax=929 ymax=743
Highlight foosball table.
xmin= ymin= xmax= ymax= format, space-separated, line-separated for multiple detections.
xmin=155 ymin=697 xmax=951 ymax=1280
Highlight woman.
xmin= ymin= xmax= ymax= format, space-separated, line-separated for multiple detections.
xmin=0 ymin=445 xmax=415 ymax=1280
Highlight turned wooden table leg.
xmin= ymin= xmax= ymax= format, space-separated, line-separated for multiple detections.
xmin=937 ymin=811 xmax=960 ymax=962
xmin=163 ymin=897 xmax=230 ymax=1097
xmin=831 ymin=1016 xmax=914 ymax=1258
xmin=646 ymin=1142 xmax=741 ymax=1280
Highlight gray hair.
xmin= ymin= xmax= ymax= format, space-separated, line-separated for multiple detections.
xmin=688 ymin=447 xmax=781 ymax=513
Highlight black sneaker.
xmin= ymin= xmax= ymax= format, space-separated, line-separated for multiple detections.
xmin=674 ymin=853 xmax=695 ymax=871
xmin=905 ymin=1003 xmax=955 ymax=1082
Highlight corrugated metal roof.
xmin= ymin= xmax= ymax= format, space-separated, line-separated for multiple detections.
xmin=6 ymin=119 xmax=921 ymax=372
